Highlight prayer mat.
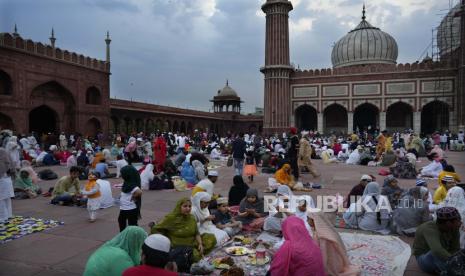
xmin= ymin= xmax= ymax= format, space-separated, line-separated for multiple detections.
xmin=0 ymin=216 xmax=64 ymax=244
xmin=334 ymin=213 xmax=359 ymax=229
xmin=340 ymin=232 xmax=411 ymax=276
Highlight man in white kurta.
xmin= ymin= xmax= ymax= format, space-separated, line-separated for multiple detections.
xmin=0 ymin=148 xmax=15 ymax=223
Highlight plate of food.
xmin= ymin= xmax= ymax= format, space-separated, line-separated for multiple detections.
xmin=212 ymin=256 xmax=235 ymax=269
xmin=224 ymin=246 xmax=249 ymax=256
xmin=233 ymin=235 xmax=253 ymax=245
xmin=247 ymin=254 xmax=271 ymax=266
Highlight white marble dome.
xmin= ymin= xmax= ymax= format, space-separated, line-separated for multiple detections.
xmin=437 ymin=2 xmax=461 ymax=57
xmin=217 ymin=81 xmax=238 ymax=98
xmin=331 ymin=8 xmax=398 ymax=68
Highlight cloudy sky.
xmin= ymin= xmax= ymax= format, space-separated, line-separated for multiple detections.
xmin=1 ymin=0 xmax=458 ymax=113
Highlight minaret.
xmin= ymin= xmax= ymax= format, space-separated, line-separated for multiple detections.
xmin=260 ymin=0 xmax=293 ymax=134
xmin=13 ymin=24 xmax=19 ymax=37
xmin=105 ymin=31 xmax=111 ymax=63
xmin=458 ymin=0 xmax=465 ymax=132
xmin=49 ymin=28 xmax=56 ymax=49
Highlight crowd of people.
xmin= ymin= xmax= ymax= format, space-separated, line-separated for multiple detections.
xmin=0 ymin=127 xmax=464 ymax=275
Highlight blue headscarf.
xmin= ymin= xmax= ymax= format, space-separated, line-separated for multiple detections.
xmin=180 ymin=161 xmax=197 ymax=184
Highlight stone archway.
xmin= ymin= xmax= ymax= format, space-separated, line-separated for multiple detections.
xmin=180 ymin=121 xmax=186 ymax=134
xmin=145 ymin=119 xmax=155 ymax=134
xmin=110 ymin=116 xmax=120 ymax=134
xmin=353 ymin=103 xmax=379 ymax=132
xmin=85 ymin=118 xmax=101 ymax=138
xmin=0 ymin=70 xmax=12 ymax=95
xmin=29 ymin=105 xmax=58 ymax=134
xmin=421 ymin=100 xmax=449 ymax=134
xmin=30 ymin=81 xmax=75 ymax=133
xmin=324 ymin=104 xmax=347 ymax=134
xmin=386 ymin=102 xmax=413 ymax=132
xmin=0 ymin=112 xmax=14 ymax=130
xmin=173 ymin=121 xmax=179 ymax=132
xmin=295 ymin=104 xmax=317 ymax=131
xmin=187 ymin=122 xmax=193 ymax=134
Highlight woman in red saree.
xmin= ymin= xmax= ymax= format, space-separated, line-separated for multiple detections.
xmin=153 ymin=134 xmax=167 ymax=173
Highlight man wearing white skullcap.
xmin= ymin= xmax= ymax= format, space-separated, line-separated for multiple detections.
xmin=123 ymin=234 xmax=177 ymax=276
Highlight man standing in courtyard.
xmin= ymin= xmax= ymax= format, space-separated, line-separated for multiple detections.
xmin=287 ymin=127 xmax=300 ymax=181
xmin=232 ymin=133 xmax=246 ymax=176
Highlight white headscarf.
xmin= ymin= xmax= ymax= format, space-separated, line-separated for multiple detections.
xmin=191 ymin=192 xmax=212 ymax=223
xmin=140 ymin=164 xmax=155 ymax=190
xmin=196 ymin=178 xmax=214 ymax=196
xmin=443 ymin=187 xmax=465 ymax=219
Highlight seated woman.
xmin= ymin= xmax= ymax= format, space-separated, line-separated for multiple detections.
xmin=346 ymin=146 xmax=362 ymax=165
xmin=420 ymin=153 xmax=443 ymax=178
xmin=20 ymin=160 xmax=39 ymax=184
xmin=264 ymin=185 xmax=294 ymax=233
xmin=235 ymin=188 xmax=266 ymax=231
xmin=151 ymin=198 xmax=216 ymax=262
xmin=140 ymin=164 xmax=155 ymax=190
xmin=390 ymin=156 xmax=417 ymax=179
xmin=381 ymin=176 xmax=404 ymax=209
xmin=310 ymin=210 xmax=360 ymax=276
xmin=192 ymin=160 xmax=207 ymax=183
xmin=321 ymin=149 xmax=338 ymax=164
xmin=210 ymin=146 xmax=221 ymax=160
xmin=84 ymin=226 xmax=148 ymax=276
xmin=191 ymin=192 xmax=229 ymax=246
xmin=380 ymin=150 xmax=396 ymax=167
xmin=274 ymin=164 xmax=294 ymax=189
xmin=433 ymin=175 xmax=457 ymax=204
xmin=269 ymin=216 xmax=325 ymax=276
xmin=343 ymin=182 xmax=391 ymax=234
xmin=392 ymin=187 xmax=432 ymax=236
xmin=180 ymin=161 xmax=197 ymax=184
xmin=228 ymin=175 xmax=249 ymax=207
xmin=14 ymin=169 xmax=41 ymax=199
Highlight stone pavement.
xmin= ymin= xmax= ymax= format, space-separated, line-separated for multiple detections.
xmin=1 ymin=151 xmax=464 ymax=276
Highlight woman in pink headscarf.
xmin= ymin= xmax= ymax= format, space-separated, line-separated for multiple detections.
xmin=269 ymin=216 xmax=325 ymax=276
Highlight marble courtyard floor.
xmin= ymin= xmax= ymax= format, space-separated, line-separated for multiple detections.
xmin=1 ymin=151 xmax=464 ymax=276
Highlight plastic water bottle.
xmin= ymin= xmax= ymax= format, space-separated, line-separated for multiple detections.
xmin=256 ymin=240 xmax=266 ymax=265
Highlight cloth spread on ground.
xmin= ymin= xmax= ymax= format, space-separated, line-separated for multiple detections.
xmin=340 ymin=232 xmax=411 ymax=276
xmin=0 ymin=216 xmax=64 ymax=244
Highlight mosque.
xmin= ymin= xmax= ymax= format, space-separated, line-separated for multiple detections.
xmin=261 ymin=0 xmax=464 ymax=135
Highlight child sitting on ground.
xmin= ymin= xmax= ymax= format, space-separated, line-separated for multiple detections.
xmin=81 ymin=171 xmax=102 ymax=222
xmin=213 ymin=197 xmax=242 ymax=236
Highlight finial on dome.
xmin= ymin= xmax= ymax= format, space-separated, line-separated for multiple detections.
xmin=226 ymin=79 xmax=229 ymax=86
xmin=362 ymin=4 xmax=366 ymax=21
xmin=13 ymin=23 xmax=19 ymax=37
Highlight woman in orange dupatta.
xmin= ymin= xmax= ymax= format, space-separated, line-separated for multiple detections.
xmin=274 ymin=164 xmax=294 ymax=188
xmin=91 ymin=152 xmax=104 ymax=169
xmin=309 ymin=209 xmax=360 ymax=276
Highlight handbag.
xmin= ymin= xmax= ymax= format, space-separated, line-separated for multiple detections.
xmin=227 ymin=156 xmax=233 ymax=167
xmin=169 ymin=246 xmax=193 ymax=273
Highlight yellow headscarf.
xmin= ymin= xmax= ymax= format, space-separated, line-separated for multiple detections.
xmin=275 ymin=164 xmax=292 ymax=185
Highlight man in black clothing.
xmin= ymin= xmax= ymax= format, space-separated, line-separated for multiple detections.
xmin=232 ymin=133 xmax=247 ymax=176
xmin=287 ymin=127 xmax=300 ymax=180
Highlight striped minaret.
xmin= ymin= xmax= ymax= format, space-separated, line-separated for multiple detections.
xmin=261 ymin=0 xmax=293 ymax=134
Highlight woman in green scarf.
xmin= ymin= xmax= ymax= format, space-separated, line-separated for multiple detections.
xmin=151 ymin=197 xmax=216 ymax=262
xmin=118 ymin=165 xmax=142 ymax=231
xmin=84 ymin=226 xmax=147 ymax=276
xmin=14 ymin=170 xmax=41 ymax=198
